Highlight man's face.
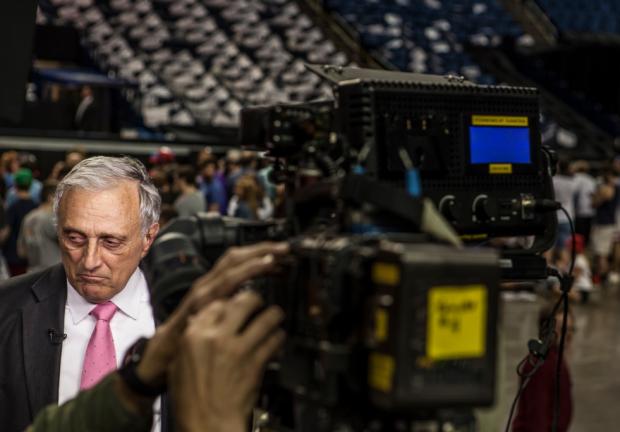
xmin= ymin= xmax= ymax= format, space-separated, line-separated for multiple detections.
xmin=57 ymin=181 xmax=158 ymax=303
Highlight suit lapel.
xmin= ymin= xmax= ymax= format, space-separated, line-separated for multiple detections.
xmin=22 ymin=264 xmax=67 ymax=417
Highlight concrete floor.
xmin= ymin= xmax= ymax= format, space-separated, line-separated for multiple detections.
xmin=496 ymin=287 xmax=620 ymax=431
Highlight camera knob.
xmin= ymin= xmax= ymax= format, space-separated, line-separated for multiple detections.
xmin=439 ymin=195 xmax=458 ymax=222
xmin=472 ymin=194 xmax=491 ymax=222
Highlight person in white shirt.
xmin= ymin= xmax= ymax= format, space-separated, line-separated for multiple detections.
xmin=552 ymin=160 xmax=577 ymax=252
xmin=570 ymin=160 xmax=597 ymax=246
xmin=557 ymin=234 xmax=593 ymax=303
xmin=0 ymin=156 xmax=164 ymax=432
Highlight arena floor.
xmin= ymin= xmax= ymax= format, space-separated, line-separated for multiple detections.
xmin=498 ymin=284 xmax=620 ymax=431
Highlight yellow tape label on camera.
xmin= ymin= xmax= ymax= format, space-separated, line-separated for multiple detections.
xmin=369 ymin=353 xmax=395 ymax=393
xmin=471 ymin=115 xmax=529 ymax=127
xmin=489 ymin=163 xmax=513 ymax=174
xmin=372 ymin=262 xmax=400 ymax=286
xmin=427 ymin=285 xmax=487 ymax=360
xmin=374 ymin=308 xmax=389 ymax=342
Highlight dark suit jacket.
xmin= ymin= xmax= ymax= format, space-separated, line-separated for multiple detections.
xmin=0 ymin=264 xmax=172 ymax=432
xmin=0 ymin=264 xmax=66 ymax=432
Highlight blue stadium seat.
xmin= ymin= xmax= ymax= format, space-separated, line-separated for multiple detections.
xmin=538 ymin=0 xmax=620 ymax=34
xmin=326 ymin=0 xmax=522 ymax=81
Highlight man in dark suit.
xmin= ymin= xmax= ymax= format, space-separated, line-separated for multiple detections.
xmin=0 ymin=156 xmax=162 ymax=432
xmin=22 ymin=241 xmax=290 ymax=432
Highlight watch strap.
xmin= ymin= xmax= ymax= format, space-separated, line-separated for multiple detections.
xmin=118 ymin=337 xmax=166 ymax=397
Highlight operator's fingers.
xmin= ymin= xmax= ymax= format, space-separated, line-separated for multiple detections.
xmin=252 ymin=329 xmax=286 ymax=372
xmin=189 ymin=269 xmax=217 ymax=292
xmin=238 ymin=306 xmax=284 ymax=353
xmin=176 ymin=300 xmax=226 ymax=348
xmin=165 ymin=282 xmax=214 ymax=332
xmin=189 ymin=300 xmax=227 ymax=331
xmin=182 ymin=253 xmax=276 ymax=318
xmin=210 ymin=252 xmax=279 ymax=296
xmin=211 ymin=242 xmax=289 ymax=277
xmin=166 ymin=243 xmax=289 ymax=332
xmin=218 ymin=290 xmax=264 ymax=335
xmin=166 ymin=289 xmax=227 ymax=338
xmin=184 ymin=242 xmax=286 ymax=295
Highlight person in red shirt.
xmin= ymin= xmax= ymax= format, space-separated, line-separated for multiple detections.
xmin=512 ymin=303 xmax=575 ymax=432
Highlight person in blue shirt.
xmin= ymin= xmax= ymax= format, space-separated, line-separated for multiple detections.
xmin=3 ymin=152 xmax=42 ymax=207
xmin=3 ymin=168 xmax=37 ymax=276
xmin=197 ymin=159 xmax=228 ymax=215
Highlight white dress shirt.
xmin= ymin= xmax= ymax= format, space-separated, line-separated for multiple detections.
xmin=58 ymin=268 xmax=161 ymax=432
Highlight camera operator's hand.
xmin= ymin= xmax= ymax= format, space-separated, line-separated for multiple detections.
xmin=169 ymin=291 xmax=285 ymax=432
xmin=135 ymin=242 xmax=289 ymax=392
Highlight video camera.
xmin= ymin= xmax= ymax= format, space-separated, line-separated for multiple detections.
xmin=144 ymin=65 xmax=557 ymax=432
xmin=241 ymin=65 xmax=557 ymax=279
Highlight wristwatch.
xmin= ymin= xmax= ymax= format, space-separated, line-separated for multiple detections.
xmin=119 ymin=337 xmax=166 ymax=397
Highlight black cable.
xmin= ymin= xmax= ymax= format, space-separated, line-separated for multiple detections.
xmin=551 ymin=285 xmax=570 ymax=431
xmin=545 ymin=268 xmax=568 ymax=324
xmin=560 ymin=206 xmax=576 ymax=277
xmin=504 ymin=375 xmax=528 ymax=432
xmin=504 ymin=355 xmax=544 ymax=432
xmin=505 ymin=354 xmax=530 ymax=432
xmin=504 ymin=202 xmax=576 ymax=432
xmin=551 ymin=206 xmax=575 ymax=432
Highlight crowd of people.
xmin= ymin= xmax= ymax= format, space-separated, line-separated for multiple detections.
xmin=506 ymin=156 xmax=620 ymax=432
xmin=0 ymin=146 xmax=282 ymax=280
xmin=550 ymin=157 xmax=620 ymax=302
xmin=0 ymin=150 xmax=80 ymax=278
xmin=0 ymin=146 xmax=616 ymax=432
xmin=150 ymin=146 xmax=280 ymax=225
xmin=4 ymin=145 xmax=619 ymax=300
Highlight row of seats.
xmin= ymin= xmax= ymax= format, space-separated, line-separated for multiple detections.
xmin=326 ymin=0 xmax=523 ymax=84
xmin=37 ymin=0 xmax=348 ymax=128
xmin=323 ymin=0 xmax=583 ymax=149
xmin=35 ymin=0 xmax=574 ymax=143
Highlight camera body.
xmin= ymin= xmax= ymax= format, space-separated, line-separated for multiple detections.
xmin=145 ymin=217 xmax=500 ymax=431
xmin=241 ymin=67 xmax=557 ymax=247
xmin=337 ymin=78 xmax=551 ymax=238
xmin=270 ymin=235 xmax=500 ymax=410
xmin=146 ymin=66 xmax=557 ymax=431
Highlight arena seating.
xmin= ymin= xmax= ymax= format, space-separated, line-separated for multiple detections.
xmin=35 ymin=0 xmax=582 ymax=145
xmin=37 ymin=0 xmax=348 ymax=128
xmin=325 ymin=0 xmax=523 ymax=84
xmin=537 ymin=0 xmax=620 ymax=34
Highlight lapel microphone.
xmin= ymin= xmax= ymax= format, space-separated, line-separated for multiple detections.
xmin=48 ymin=328 xmax=67 ymax=345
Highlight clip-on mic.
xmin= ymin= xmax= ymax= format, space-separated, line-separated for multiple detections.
xmin=48 ymin=328 xmax=67 ymax=345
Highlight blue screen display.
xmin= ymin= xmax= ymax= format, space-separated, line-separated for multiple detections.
xmin=469 ymin=126 xmax=531 ymax=164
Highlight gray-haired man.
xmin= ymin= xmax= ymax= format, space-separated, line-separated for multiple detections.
xmin=0 ymin=156 xmax=164 ymax=432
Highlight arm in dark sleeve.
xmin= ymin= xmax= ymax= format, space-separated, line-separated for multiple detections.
xmin=27 ymin=373 xmax=153 ymax=432
xmin=0 ymin=206 xmax=8 ymax=245
xmin=0 ymin=205 xmax=6 ymax=229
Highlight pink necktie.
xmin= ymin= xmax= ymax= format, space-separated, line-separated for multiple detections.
xmin=80 ymin=301 xmax=118 ymax=390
